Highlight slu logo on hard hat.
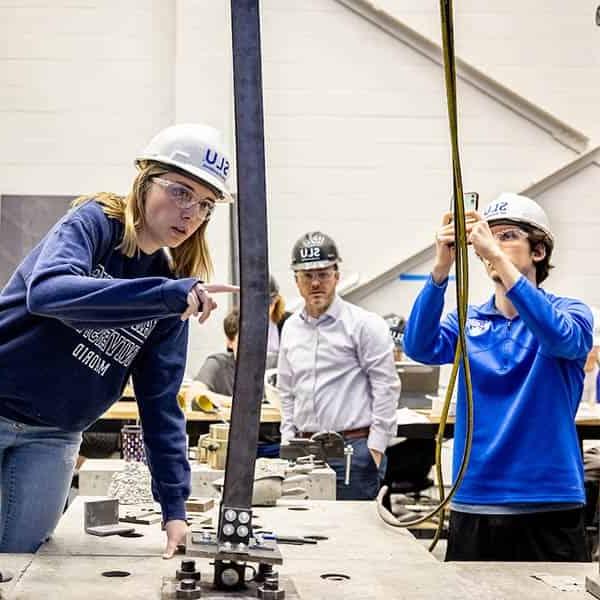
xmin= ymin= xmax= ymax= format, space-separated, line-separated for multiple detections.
xmin=300 ymin=247 xmax=321 ymax=260
xmin=483 ymin=201 xmax=509 ymax=219
xmin=302 ymin=233 xmax=325 ymax=248
xmin=202 ymin=148 xmax=230 ymax=181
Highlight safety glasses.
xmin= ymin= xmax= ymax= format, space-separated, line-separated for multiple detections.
xmin=152 ymin=177 xmax=215 ymax=219
xmin=491 ymin=228 xmax=529 ymax=243
xmin=297 ymin=269 xmax=336 ymax=284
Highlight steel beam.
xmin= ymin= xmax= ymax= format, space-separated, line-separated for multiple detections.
xmin=213 ymin=0 xmax=269 ymax=572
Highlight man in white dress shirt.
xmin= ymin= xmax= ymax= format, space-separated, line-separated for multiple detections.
xmin=277 ymin=231 xmax=400 ymax=499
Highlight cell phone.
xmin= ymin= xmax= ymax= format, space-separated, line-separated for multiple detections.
xmin=450 ymin=192 xmax=479 ymax=213
xmin=447 ymin=192 xmax=479 ymax=246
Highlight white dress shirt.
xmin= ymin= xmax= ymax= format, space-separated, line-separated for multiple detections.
xmin=276 ymin=296 xmax=400 ymax=453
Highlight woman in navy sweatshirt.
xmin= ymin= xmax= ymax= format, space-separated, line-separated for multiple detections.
xmin=0 ymin=123 xmax=237 ymax=556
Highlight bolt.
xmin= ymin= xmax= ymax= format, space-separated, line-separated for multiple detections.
xmin=257 ymin=577 xmax=285 ymax=600
xmin=224 ymin=509 xmax=237 ymax=522
xmin=176 ymin=559 xmax=201 ymax=582
xmin=220 ymin=566 xmax=240 ymax=587
xmin=175 ymin=577 xmax=202 ymax=599
xmin=255 ymin=563 xmax=274 ymax=583
xmin=264 ymin=575 xmax=279 ymax=590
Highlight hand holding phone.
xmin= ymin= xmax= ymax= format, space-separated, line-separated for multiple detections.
xmin=450 ymin=191 xmax=479 ymax=214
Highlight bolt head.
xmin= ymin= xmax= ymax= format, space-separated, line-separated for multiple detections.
xmin=179 ymin=579 xmax=196 ymax=590
xmin=221 ymin=567 xmax=240 ymax=587
xmin=181 ymin=560 xmax=196 ymax=572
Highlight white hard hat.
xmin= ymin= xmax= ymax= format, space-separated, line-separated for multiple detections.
xmin=136 ymin=123 xmax=233 ymax=203
xmin=482 ymin=193 xmax=553 ymax=242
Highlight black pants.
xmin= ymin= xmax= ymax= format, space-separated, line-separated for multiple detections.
xmin=445 ymin=508 xmax=591 ymax=562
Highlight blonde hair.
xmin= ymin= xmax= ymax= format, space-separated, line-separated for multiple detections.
xmin=270 ymin=294 xmax=286 ymax=324
xmin=71 ymin=162 xmax=213 ymax=280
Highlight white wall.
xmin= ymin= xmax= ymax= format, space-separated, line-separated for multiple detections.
xmin=0 ymin=0 xmax=175 ymax=195
xmin=260 ymin=0 xmax=574 ymax=296
xmin=375 ymin=0 xmax=600 ymax=140
xmin=359 ymin=161 xmax=600 ymax=335
xmin=175 ymin=0 xmax=235 ymax=376
xmin=1 ymin=0 xmax=598 ymax=378
xmin=535 ymin=163 xmax=600 ymax=308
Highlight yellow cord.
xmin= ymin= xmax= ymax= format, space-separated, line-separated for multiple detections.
xmin=376 ymin=1 xmax=475 ymax=548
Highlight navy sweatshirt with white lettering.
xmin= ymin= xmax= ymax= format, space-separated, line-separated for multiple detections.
xmin=0 ymin=200 xmax=198 ymax=522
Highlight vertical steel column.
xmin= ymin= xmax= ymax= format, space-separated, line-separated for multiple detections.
xmin=216 ymin=0 xmax=268 ymax=551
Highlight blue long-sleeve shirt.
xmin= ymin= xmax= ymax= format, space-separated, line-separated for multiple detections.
xmin=404 ymin=275 xmax=593 ymax=506
xmin=0 ymin=200 xmax=197 ymax=521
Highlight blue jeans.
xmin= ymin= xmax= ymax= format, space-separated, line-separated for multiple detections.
xmin=0 ymin=415 xmax=81 ymax=552
xmin=327 ymin=437 xmax=387 ymax=500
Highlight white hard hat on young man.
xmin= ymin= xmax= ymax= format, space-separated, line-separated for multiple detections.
xmin=136 ymin=123 xmax=233 ymax=203
xmin=482 ymin=192 xmax=553 ymax=243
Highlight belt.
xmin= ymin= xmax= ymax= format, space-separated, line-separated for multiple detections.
xmin=297 ymin=426 xmax=369 ymax=440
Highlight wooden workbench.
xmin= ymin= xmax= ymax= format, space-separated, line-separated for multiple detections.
xmin=90 ymin=400 xmax=281 ymax=446
xmin=1 ymin=497 xmax=596 ymax=599
xmin=397 ymin=411 xmax=600 ymax=443
xmin=100 ymin=400 xmax=281 ymax=424
xmin=91 ymin=400 xmax=600 ymax=452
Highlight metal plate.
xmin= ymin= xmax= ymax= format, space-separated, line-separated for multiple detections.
xmin=186 ymin=537 xmax=283 ymax=566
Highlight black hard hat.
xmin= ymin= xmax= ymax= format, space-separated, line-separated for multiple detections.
xmin=290 ymin=231 xmax=341 ymax=271
xmin=383 ymin=313 xmax=406 ymax=348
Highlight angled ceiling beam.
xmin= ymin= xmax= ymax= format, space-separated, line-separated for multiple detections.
xmin=335 ymin=0 xmax=589 ymax=153
xmin=343 ymin=144 xmax=600 ymax=303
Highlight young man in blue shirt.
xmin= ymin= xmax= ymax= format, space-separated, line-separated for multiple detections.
xmin=404 ymin=193 xmax=593 ymax=562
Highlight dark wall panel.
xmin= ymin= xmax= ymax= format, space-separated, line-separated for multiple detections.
xmin=0 ymin=195 xmax=74 ymax=287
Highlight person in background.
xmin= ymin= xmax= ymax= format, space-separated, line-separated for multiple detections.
xmin=404 ymin=193 xmax=592 ymax=562
xmin=267 ymin=275 xmax=291 ymax=362
xmin=187 ymin=307 xmax=281 ymax=457
xmin=0 ymin=123 xmax=237 ymax=556
xmin=384 ymin=313 xmax=407 ymax=362
xmin=188 ymin=274 xmax=289 ymax=396
xmin=190 ymin=308 xmax=239 ymax=399
xmin=581 ymin=306 xmax=600 ymax=555
xmin=582 ymin=306 xmax=600 ymax=408
xmin=277 ymin=231 xmax=399 ymax=500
